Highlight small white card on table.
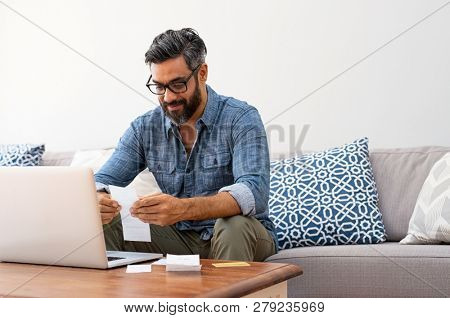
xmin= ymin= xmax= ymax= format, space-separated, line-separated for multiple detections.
xmin=126 ymin=265 xmax=152 ymax=273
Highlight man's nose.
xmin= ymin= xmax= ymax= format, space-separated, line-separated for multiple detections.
xmin=163 ymin=88 xmax=177 ymax=103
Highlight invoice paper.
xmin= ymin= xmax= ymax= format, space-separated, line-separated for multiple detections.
xmin=109 ymin=185 xmax=151 ymax=242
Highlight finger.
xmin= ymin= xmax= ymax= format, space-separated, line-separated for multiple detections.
xmin=138 ymin=191 xmax=163 ymax=199
xmin=100 ymin=198 xmax=119 ymax=208
xmin=101 ymin=212 xmax=116 ymax=224
xmin=101 ymin=211 xmax=116 ymax=218
xmin=132 ymin=195 xmax=163 ymax=210
xmin=97 ymin=193 xmax=111 ymax=203
xmin=100 ymin=204 xmax=120 ymax=213
xmin=99 ymin=197 xmax=120 ymax=208
xmin=98 ymin=193 xmax=111 ymax=199
xmin=102 ymin=217 xmax=113 ymax=225
xmin=133 ymin=213 xmax=159 ymax=224
xmin=132 ymin=197 xmax=159 ymax=210
xmin=132 ymin=205 xmax=160 ymax=215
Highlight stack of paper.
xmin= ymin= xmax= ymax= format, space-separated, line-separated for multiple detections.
xmin=166 ymin=254 xmax=202 ymax=272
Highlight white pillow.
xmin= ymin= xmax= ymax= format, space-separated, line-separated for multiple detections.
xmin=400 ymin=153 xmax=450 ymax=244
xmin=70 ymin=149 xmax=161 ymax=197
xmin=70 ymin=149 xmax=115 ymax=173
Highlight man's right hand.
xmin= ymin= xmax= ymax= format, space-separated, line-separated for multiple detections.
xmin=97 ymin=192 xmax=121 ymax=225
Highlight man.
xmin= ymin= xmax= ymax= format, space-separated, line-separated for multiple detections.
xmin=95 ymin=28 xmax=277 ymax=261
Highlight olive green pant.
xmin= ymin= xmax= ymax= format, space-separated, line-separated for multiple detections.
xmin=103 ymin=214 xmax=276 ymax=261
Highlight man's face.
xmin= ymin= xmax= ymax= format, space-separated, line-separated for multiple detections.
xmin=150 ymin=56 xmax=201 ymax=125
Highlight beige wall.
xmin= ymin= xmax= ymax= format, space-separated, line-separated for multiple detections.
xmin=1 ymin=0 xmax=449 ymax=153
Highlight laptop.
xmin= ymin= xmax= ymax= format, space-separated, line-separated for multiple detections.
xmin=0 ymin=166 xmax=162 ymax=269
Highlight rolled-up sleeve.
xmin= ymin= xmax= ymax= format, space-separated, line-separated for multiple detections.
xmin=218 ymin=108 xmax=270 ymax=217
xmin=219 ymin=183 xmax=256 ymax=216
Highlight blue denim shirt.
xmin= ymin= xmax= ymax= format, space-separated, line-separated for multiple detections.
xmin=95 ymin=85 xmax=278 ymax=250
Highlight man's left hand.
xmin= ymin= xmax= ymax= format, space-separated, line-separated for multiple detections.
xmin=130 ymin=193 xmax=187 ymax=226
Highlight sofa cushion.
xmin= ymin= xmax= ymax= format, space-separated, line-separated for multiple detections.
xmin=370 ymin=146 xmax=450 ymax=241
xmin=0 ymin=144 xmax=45 ymax=166
xmin=40 ymin=151 xmax=75 ymax=166
xmin=266 ymin=241 xmax=450 ymax=260
xmin=269 ymin=137 xmax=386 ymax=249
xmin=400 ymin=153 xmax=450 ymax=244
xmin=266 ymin=242 xmax=450 ymax=297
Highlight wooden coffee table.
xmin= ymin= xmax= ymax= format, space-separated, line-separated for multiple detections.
xmin=0 ymin=259 xmax=302 ymax=298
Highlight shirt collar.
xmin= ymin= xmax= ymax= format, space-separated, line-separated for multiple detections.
xmin=164 ymin=85 xmax=219 ymax=138
xmin=198 ymin=85 xmax=219 ymax=131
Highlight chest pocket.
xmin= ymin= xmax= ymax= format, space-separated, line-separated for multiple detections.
xmin=200 ymin=152 xmax=233 ymax=190
xmin=147 ymin=158 xmax=176 ymax=194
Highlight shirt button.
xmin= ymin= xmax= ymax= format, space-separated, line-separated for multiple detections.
xmin=186 ymin=168 xmax=191 ymax=173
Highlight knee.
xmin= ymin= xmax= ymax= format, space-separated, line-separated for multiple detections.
xmin=213 ymin=215 xmax=255 ymax=241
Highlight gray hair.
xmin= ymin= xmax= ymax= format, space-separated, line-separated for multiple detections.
xmin=145 ymin=28 xmax=207 ymax=70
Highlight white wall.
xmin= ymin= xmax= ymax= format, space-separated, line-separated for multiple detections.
xmin=1 ymin=0 xmax=449 ymax=153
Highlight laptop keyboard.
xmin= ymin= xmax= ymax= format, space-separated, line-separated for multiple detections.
xmin=108 ymin=256 xmax=125 ymax=262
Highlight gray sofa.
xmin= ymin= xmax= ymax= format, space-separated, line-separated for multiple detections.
xmin=266 ymin=146 xmax=450 ymax=297
xmin=41 ymin=146 xmax=450 ymax=297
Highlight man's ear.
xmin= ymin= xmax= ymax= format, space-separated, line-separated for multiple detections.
xmin=198 ymin=63 xmax=208 ymax=83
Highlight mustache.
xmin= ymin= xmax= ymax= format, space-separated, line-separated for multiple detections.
xmin=162 ymin=99 xmax=187 ymax=108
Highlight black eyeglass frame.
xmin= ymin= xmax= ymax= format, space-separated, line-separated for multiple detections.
xmin=146 ymin=64 xmax=201 ymax=95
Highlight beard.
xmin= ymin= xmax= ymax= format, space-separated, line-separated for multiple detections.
xmin=161 ymin=78 xmax=201 ymax=125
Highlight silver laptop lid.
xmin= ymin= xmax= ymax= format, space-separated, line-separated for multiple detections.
xmin=0 ymin=167 xmax=109 ymax=269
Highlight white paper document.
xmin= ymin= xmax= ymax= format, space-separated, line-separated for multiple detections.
xmin=166 ymin=254 xmax=202 ymax=272
xmin=126 ymin=264 xmax=152 ymax=273
xmin=151 ymin=258 xmax=167 ymax=266
xmin=109 ymin=185 xmax=151 ymax=242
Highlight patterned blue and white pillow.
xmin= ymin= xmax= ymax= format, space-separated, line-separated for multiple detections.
xmin=0 ymin=144 xmax=45 ymax=166
xmin=269 ymin=138 xmax=386 ymax=250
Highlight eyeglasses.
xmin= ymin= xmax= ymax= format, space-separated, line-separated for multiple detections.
xmin=146 ymin=64 xmax=200 ymax=95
